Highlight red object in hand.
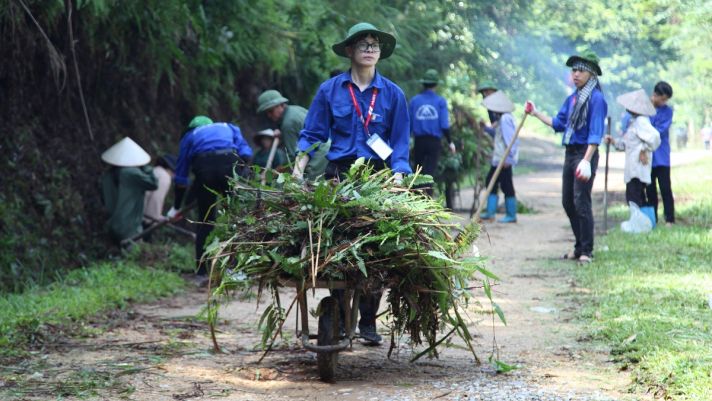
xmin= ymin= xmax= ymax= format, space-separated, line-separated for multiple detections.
xmin=524 ymin=101 xmax=534 ymax=113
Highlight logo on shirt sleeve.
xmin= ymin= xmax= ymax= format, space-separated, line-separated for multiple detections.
xmin=415 ymin=105 xmax=439 ymax=120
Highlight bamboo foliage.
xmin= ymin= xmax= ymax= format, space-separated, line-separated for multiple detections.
xmin=203 ymin=161 xmax=500 ymax=360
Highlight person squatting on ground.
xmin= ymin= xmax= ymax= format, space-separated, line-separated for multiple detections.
xmin=526 ymin=49 xmax=608 ymax=264
xmin=100 ymin=137 xmax=158 ymax=243
xmin=294 ymin=22 xmax=411 ymax=345
xmin=409 ymin=68 xmax=455 ymax=195
xmin=252 ymin=128 xmax=287 ymax=170
xmin=606 ymin=89 xmax=661 ymax=229
xmin=479 ymin=91 xmax=520 ymax=223
xmin=257 ymin=89 xmax=330 ymax=181
xmin=168 ymin=116 xmax=253 ymax=277
xmin=143 ymin=154 xmax=177 ymax=223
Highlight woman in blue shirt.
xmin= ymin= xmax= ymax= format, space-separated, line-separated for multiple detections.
xmin=526 ymin=50 xmax=608 ymax=264
xmin=293 ymin=22 xmax=411 ymax=345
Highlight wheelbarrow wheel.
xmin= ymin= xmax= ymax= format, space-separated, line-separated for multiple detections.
xmin=317 ymin=296 xmax=340 ymax=382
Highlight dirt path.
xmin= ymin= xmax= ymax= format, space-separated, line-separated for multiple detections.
xmin=10 ymin=137 xmax=708 ymax=401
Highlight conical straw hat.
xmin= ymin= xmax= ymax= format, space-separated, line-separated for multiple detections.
xmin=616 ymin=89 xmax=656 ymax=117
xmin=101 ymin=137 xmax=151 ymax=167
xmin=482 ymin=91 xmax=514 ymax=113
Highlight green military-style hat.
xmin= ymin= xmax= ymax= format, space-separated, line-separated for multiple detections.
xmin=188 ymin=115 xmax=213 ymax=129
xmin=419 ymin=69 xmax=440 ymax=85
xmin=565 ymin=48 xmax=603 ymax=76
xmin=477 ymin=80 xmax=497 ymax=94
xmin=332 ymin=22 xmax=396 ymax=59
xmin=257 ymin=90 xmax=289 ymax=113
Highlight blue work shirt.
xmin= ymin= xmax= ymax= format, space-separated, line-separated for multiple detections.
xmin=298 ymin=70 xmax=412 ymax=174
xmin=409 ymin=90 xmax=449 ymax=138
xmin=650 ymin=105 xmax=673 ymax=167
xmin=552 ymin=88 xmax=607 ymax=146
xmin=621 ymin=112 xmax=632 ymax=133
xmin=174 ymin=122 xmax=253 ymax=186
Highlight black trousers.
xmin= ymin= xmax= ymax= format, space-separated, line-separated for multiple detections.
xmin=562 ymin=145 xmax=599 ymax=258
xmin=412 ymin=135 xmax=441 ymax=176
xmin=625 ymin=178 xmax=648 ymax=207
xmin=192 ymin=152 xmax=241 ymax=275
xmin=646 ymin=166 xmax=675 ymax=223
xmin=485 ymin=165 xmax=515 ymax=197
xmin=412 ymin=135 xmax=442 ymax=196
xmin=326 ymin=157 xmax=384 ymax=329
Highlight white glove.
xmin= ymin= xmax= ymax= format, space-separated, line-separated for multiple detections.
xmin=449 ymin=142 xmax=457 ymax=154
xmin=292 ymin=154 xmax=310 ymax=180
xmin=166 ymin=207 xmax=179 ymax=219
xmin=393 ymin=173 xmax=404 ymax=186
xmin=575 ymin=159 xmax=592 ymax=181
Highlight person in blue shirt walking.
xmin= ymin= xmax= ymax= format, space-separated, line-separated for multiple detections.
xmin=410 ymin=69 xmax=455 ymax=195
xmin=479 ymin=91 xmax=520 ymax=223
xmin=646 ymin=81 xmax=675 ymax=226
xmin=167 ymin=116 xmax=253 ymax=277
xmin=293 ymin=22 xmax=411 ymax=345
xmin=526 ymin=49 xmax=608 ymax=264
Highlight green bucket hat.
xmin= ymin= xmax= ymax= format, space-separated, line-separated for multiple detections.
xmin=257 ymin=90 xmax=289 ymax=113
xmin=565 ymin=48 xmax=603 ymax=76
xmin=332 ymin=22 xmax=396 ymax=59
xmin=477 ymin=80 xmax=497 ymax=94
xmin=419 ymin=69 xmax=440 ymax=85
xmin=188 ymin=115 xmax=213 ymax=129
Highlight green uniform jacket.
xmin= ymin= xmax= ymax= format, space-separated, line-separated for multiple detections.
xmin=281 ymin=105 xmax=330 ymax=181
xmin=101 ymin=166 xmax=158 ymax=241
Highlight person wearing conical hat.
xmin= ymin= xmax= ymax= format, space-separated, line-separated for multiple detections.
xmin=100 ymin=137 xmax=158 ymax=243
xmin=409 ymin=69 xmax=455 ymax=197
xmin=525 ymin=48 xmax=608 ymax=263
xmin=252 ymin=129 xmax=286 ymax=169
xmin=168 ymin=116 xmax=253 ymax=277
xmin=257 ymin=90 xmax=330 ymax=180
xmin=606 ymin=89 xmax=661 ymax=230
xmin=293 ymin=22 xmax=411 ymax=345
xmin=479 ymin=91 xmax=520 ymax=223
xmin=477 ymin=80 xmax=500 ymax=133
xmin=618 ymin=82 xmax=676 ymax=226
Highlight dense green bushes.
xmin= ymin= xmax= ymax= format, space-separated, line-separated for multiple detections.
xmin=1 ymin=0 xmax=707 ymax=291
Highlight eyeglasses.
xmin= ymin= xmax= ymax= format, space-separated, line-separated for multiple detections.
xmin=354 ymin=41 xmax=381 ymax=52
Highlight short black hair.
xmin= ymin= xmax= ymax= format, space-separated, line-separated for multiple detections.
xmin=654 ymin=81 xmax=673 ymax=98
xmin=423 ymin=83 xmax=437 ymax=89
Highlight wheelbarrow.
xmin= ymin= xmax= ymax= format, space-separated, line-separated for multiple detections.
xmin=279 ymin=278 xmax=366 ymax=382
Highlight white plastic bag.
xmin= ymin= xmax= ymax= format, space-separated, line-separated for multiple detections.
xmin=621 ymin=202 xmax=653 ymax=233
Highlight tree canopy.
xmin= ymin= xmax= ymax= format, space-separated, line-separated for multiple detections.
xmin=1 ymin=0 xmax=710 ymax=290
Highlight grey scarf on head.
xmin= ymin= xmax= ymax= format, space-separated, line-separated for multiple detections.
xmin=569 ymin=62 xmax=599 ymax=131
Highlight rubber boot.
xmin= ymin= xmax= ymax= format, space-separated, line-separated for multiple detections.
xmin=640 ymin=206 xmax=656 ymax=229
xmin=498 ymin=197 xmax=517 ymax=223
xmin=479 ymin=194 xmax=498 ymax=220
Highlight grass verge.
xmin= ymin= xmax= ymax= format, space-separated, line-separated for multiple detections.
xmin=577 ymin=156 xmax=712 ymax=400
xmin=0 ymin=243 xmax=192 ymax=361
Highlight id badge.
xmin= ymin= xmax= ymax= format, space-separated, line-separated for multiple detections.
xmin=366 ymin=134 xmax=393 ymax=160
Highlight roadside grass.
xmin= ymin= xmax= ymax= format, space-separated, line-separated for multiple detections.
xmin=0 ymin=242 xmax=192 ymax=361
xmin=576 ymin=157 xmax=712 ymax=400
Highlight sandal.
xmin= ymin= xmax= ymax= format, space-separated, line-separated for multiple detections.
xmin=578 ymin=255 xmax=593 ymax=264
xmin=561 ymin=250 xmax=578 ymax=260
